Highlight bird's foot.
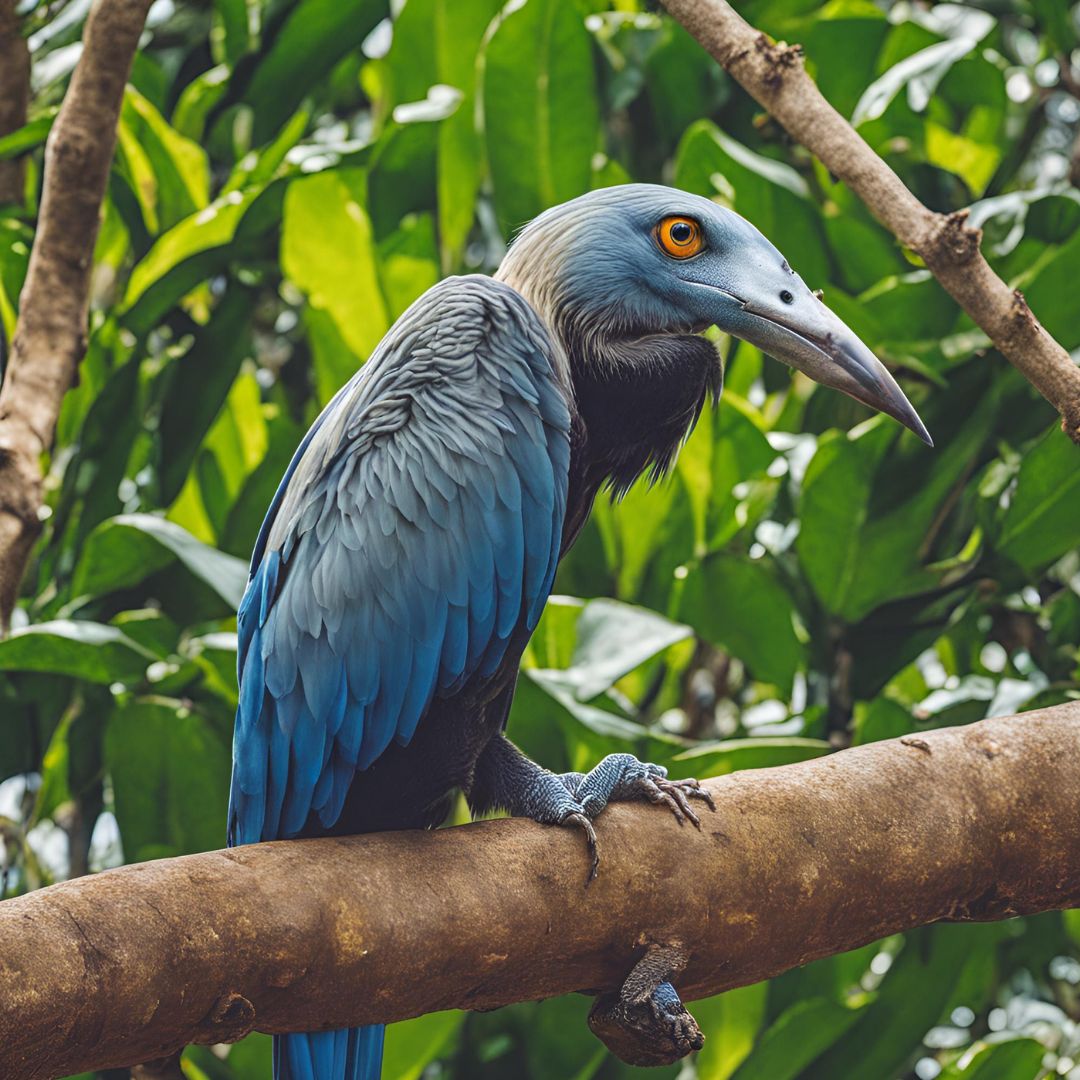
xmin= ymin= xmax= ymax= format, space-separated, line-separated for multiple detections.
xmin=566 ymin=751 xmax=714 ymax=822
xmin=466 ymin=737 xmax=713 ymax=884
xmin=588 ymin=944 xmax=703 ymax=1066
xmin=548 ymin=754 xmax=713 ymax=881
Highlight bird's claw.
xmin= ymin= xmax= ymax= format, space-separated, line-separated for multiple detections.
xmin=561 ymin=809 xmax=600 ymax=883
xmin=626 ymin=772 xmax=716 ymax=829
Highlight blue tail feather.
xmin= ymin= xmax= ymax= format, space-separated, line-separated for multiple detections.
xmin=274 ymin=1025 xmax=384 ymax=1080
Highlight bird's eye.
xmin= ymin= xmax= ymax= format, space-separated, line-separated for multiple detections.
xmin=655 ymin=216 xmax=704 ymax=259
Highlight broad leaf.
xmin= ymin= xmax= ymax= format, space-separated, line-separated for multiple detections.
xmin=73 ymin=514 xmax=248 ymax=609
xmin=282 ymin=171 xmax=389 ymax=363
xmin=483 ymin=0 xmax=599 ymax=234
xmin=996 ymin=424 xmax=1080 ymax=574
xmin=106 ymin=698 xmax=230 ymax=861
xmin=0 ymin=621 xmax=153 ymax=684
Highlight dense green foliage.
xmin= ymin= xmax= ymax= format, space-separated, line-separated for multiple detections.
xmin=1 ymin=0 xmax=1079 ymax=1077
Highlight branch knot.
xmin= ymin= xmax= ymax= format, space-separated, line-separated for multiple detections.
xmin=196 ymin=992 xmax=256 ymax=1044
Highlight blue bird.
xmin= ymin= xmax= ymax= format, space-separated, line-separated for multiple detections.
xmin=229 ymin=184 xmax=930 ymax=1080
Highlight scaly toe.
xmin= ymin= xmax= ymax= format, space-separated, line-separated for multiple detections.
xmin=638 ymin=778 xmax=689 ymax=825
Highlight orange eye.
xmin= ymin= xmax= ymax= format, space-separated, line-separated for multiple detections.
xmin=655 ymin=216 xmax=704 ymax=259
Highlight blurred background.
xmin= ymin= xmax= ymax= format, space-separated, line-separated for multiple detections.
xmin=1 ymin=0 xmax=1079 ymax=1076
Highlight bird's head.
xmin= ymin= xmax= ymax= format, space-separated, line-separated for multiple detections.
xmin=496 ymin=183 xmax=931 ymax=445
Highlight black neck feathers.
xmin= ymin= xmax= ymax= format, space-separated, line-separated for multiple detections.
xmin=569 ymin=334 xmax=722 ymax=498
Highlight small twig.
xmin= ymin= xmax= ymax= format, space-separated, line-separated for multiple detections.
xmin=662 ymin=0 xmax=1080 ymax=445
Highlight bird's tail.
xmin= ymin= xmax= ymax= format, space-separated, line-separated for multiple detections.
xmin=274 ymin=1025 xmax=384 ymax=1080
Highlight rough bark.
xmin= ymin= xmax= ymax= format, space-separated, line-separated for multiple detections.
xmin=0 ymin=0 xmax=151 ymax=632
xmin=1 ymin=705 xmax=1078 ymax=1080
xmin=662 ymin=0 xmax=1080 ymax=445
xmin=0 ymin=0 xmax=30 ymax=205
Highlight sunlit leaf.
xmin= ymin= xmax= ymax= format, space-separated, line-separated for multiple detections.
xmin=383 ymin=1011 xmax=464 ymax=1080
xmin=282 ymin=171 xmax=389 ymax=362
xmin=483 ymin=0 xmax=599 ymax=234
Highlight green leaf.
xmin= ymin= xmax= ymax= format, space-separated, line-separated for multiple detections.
xmin=116 ymin=87 xmax=210 ymax=234
xmin=798 ymin=380 xmax=998 ymax=622
xmin=996 ymin=425 xmax=1080 ymax=573
xmin=122 ymin=186 xmax=265 ymax=333
xmin=0 ymin=109 xmax=57 ymax=160
xmin=73 ymin=514 xmax=248 ymax=609
xmin=213 ymin=0 xmax=250 ymax=66
xmin=1022 ymin=227 xmax=1080 ymax=350
xmin=937 ymin=1036 xmax=1045 ymax=1079
xmin=239 ymin=0 xmax=389 ymax=143
xmin=157 ymin=286 xmax=254 ymax=504
xmin=679 ymin=554 xmax=804 ymax=692
xmin=674 ymin=120 xmax=830 ymax=288
xmin=804 ymin=4 xmax=888 ymax=118
xmin=282 ymin=172 xmax=389 ymax=362
xmin=483 ymin=0 xmax=599 ymax=235
xmin=305 ymin=306 xmax=362 ymax=408
xmin=222 ymin=1033 xmax=273 ymax=1080
xmin=672 ymin=737 xmax=830 ymax=780
xmin=804 ymin=925 xmax=1006 ymax=1080
xmin=694 ymin=983 xmax=768 ymax=1080
xmin=0 ymin=621 xmax=154 ymax=684
xmin=852 ymin=37 xmax=982 ymax=126
xmin=377 ymin=213 xmax=440 ymax=319
xmin=556 ymin=597 xmax=692 ymax=701
xmin=383 ymin=1011 xmax=464 ymax=1080
xmin=431 ymin=0 xmax=504 ymax=266
xmin=678 ymin=393 xmax=776 ymax=556
xmin=105 ymin=698 xmax=229 ymax=861
xmin=852 ymin=697 xmax=915 ymax=745
xmin=728 ymin=997 xmax=865 ymax=1080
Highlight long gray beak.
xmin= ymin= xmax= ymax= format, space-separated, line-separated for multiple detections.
xmin=686 ymin=270 xmax=933 ymax=451
xmin=721 ymin=288 xmax=932 ymax=446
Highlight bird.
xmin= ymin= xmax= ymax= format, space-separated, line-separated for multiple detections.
xmin=228 ymin=183 xmax=930 ymax=1080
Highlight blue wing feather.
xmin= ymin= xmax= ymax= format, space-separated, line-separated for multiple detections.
xmin=228 ymin=275 xmax=570 ymax=847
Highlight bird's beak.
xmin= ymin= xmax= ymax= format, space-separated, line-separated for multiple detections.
xmin=741 ymin=294 xmax=932 ymax=446
xmin=691 ymin=281 xmax=932 ymax=446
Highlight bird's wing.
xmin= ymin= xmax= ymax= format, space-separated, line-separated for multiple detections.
xmin=228 ymin=276 xmax=571 ymax=844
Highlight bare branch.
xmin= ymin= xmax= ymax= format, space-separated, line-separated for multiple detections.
xmin=662 ymin=0 xmax=1080 ymax=445
xmin=0 ymin=0 xmax=30 ymax=205
xmin=1 ymin=705 xmax=1078 ymax=1079
xmin=0 ymin=0 xmax=151 ymax=632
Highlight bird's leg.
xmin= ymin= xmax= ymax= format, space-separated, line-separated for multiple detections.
xmin=588 ymin=942 xmax=704 ymax=1066
xmin=468 ymin=734 xmax=602 ymax=877
xmin=468 ymin=737 xmax=714 ymax=881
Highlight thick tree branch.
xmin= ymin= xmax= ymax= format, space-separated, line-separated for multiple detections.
xmin=662 ymin=0 xmax=1080 ymax=445
xmin=1 ymin=705 xmax=1078 ymax=1079
xmin=0 ymin=0 xmax=151 ymax=632
xmin=0 ymin=0 xmax=30 ymax=205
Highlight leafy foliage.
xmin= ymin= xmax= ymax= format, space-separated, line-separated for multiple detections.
xmin=1 ymin=0 xmax=1079 ymax=1078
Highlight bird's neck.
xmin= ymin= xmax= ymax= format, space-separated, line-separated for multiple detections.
xmin=566 ymin=332 xmax=722 ymax=498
